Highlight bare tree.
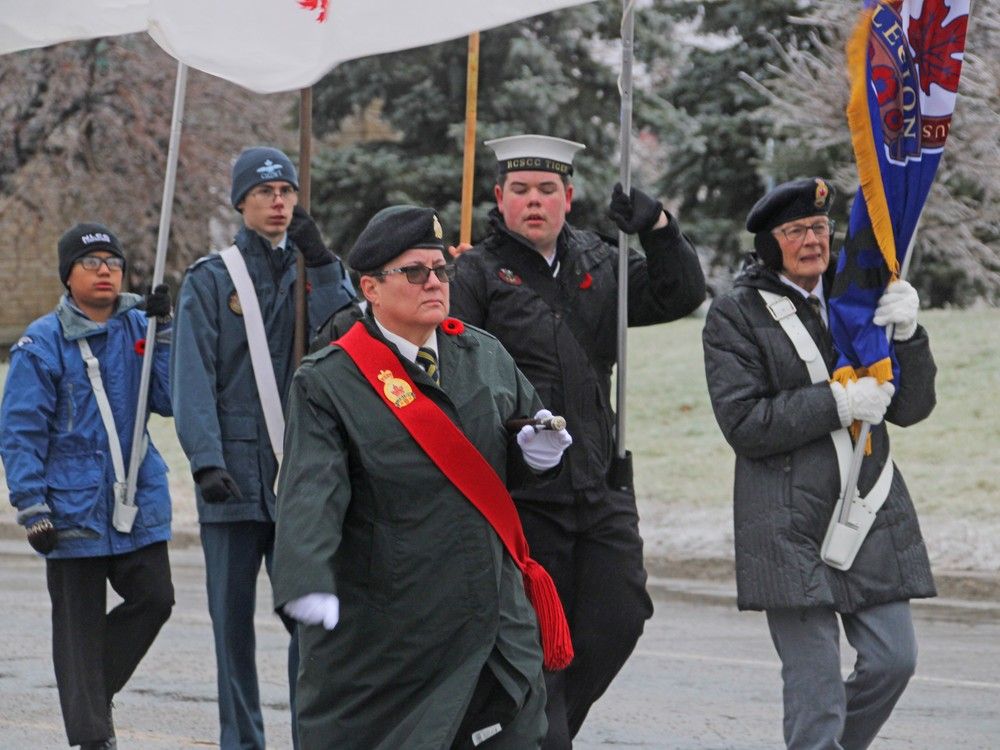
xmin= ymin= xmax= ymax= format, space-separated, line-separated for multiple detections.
xmin=0 ymin=35 xmax=297 ymax=300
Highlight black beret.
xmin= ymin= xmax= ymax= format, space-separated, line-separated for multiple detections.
xmin=58 ymin=222 xmax=126 ymax=285
xmin=348 ymin=205 xmax=446 ymax=273
xmin=746 ymin=177 xmax=835 ymax=234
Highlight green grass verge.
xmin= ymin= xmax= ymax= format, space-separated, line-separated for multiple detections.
xmin=1 ymin=308 xmax=997 ymax=553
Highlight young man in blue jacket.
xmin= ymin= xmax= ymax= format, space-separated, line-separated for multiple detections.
xmin=170 ymin=146 xmax=356 ymax=750
xmin=1 ymin=223 xmax=175 ymax=750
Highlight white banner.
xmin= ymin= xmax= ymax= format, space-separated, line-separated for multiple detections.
xmin=1 ymin=1 xmax=595 ymax=93
xmin=0 ymin=0 xmax=149 ymax=55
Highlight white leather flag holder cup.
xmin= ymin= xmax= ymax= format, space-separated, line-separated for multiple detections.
xmin=820 ymin=454 xmax=893 ymax=570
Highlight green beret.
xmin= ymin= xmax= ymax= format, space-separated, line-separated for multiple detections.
xmin=348 ymin=205 xmax=446 ymax=273
xmin=746 ymin=177 xmax=835 ymax=234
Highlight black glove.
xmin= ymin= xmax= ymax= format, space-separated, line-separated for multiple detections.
xmin=26 ymin=517 xmax=57 ymax=554
xmin=195 ymin=467 xmax=244 ymax=504
xmin=143 ymin=284 xmax=171 ymax=319
xmin=608 ymin=183 xmax=664 ymax=235
xmin=288 ymin=205 xmax=334 ymax=267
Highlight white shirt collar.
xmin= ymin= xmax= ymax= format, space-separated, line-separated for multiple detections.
xmin=372 ymin=317 xmax=437 ymax=364
xmin=779 ymin=275 xmax=827 ymax=325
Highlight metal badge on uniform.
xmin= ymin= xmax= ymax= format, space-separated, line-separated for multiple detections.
xmin=497 ymin=267 xmax=522 ymax=286
xmin=378 ymin=369 xmax=415 ymax=408
xmin=228 ymin=291 xmax=243 ymax=315
xmin=15 ymin=336 xmax=33 ymax=347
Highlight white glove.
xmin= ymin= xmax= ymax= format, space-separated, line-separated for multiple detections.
xmin=830 ymin=377 xmax=895 ymax=426
xmin=283 ymin=593 xmax=340 ymax=630
xmin=873 ymin=279 xmax=919 ymax=341
xmin=516 ymin=409 xmax=573 ymax=472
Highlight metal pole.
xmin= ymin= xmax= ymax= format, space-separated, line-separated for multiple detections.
xmin=294 ymin=87 xmax=313 ymax=366
xmin=460 ymin=31 xmax=481 ymax=246
xmin=836 ymin=224 xmax=919 ymax=524
xmin=615 ymin=0 xmax=635 ymax=459
xmin=124 ymin=61 xmax=188 ymax=509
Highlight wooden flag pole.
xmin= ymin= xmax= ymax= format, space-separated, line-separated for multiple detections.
xmin=294 ymin=86 xmax=313 ymax=366
xmin=460 ymin=31 xmax=481 ymax=246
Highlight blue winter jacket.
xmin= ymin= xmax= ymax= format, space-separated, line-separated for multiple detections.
xmin=170 ymin=226 xmax=356 ymax=524
xmin=1 ymin=294 xmax=173 ymax=559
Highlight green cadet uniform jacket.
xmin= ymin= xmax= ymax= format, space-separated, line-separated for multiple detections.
xmin=272 ymin=317 xmax=548 ymax=748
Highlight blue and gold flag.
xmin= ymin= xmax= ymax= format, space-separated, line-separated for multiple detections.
xmin=829 ymin=0 xmax=969 ymax=392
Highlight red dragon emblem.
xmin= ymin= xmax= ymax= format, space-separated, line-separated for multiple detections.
xmin=298 ymin=0 xmax=329 ymax=22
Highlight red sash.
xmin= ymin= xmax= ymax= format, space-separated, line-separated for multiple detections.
xmin=335 ymin=321 xmax=573 ymax=671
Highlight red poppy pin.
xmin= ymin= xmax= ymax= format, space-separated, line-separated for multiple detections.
xmin=134 ymin=338 xmax=146 ymax=356
xmin=579 ymin=272 xmax=593 ymax=290
xmin=305 ymin=281 xmax=313 ymax=294
xmin=442 ymin=318 xmax=465 ymax=336
xmin=498 ymin=268 xmax=522 ymax=286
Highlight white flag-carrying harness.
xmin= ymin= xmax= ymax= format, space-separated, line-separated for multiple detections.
xmin=758 ymin=291 xmax=894 ymax=571
xmin=78 ymin=337 xmax=145 ymax=533
xmin=219 ymin=246 xmax=285 ymax=463
xmin=3 ymin=1 xmax=595 ymax=94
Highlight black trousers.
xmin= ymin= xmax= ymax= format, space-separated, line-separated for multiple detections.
xmin=46 ymin=542 xmax=174 ymax=746
xmin=518 ymin=487 xmax=653 ymax=749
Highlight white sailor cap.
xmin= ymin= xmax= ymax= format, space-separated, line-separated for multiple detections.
xmin=484 ymin=134 xmax=586 ymax=177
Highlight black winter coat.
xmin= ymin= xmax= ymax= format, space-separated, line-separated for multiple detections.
xmin=451 ymin=210 xmax=705 ymax=501
xmin=702 ymin=261 xmax=937 ymax=612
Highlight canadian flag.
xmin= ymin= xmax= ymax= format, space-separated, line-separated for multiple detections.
xmin=2 ymin=0 xmax=594 ymax=93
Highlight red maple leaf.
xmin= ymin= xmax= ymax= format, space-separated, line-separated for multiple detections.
xmin=907 ymin=0 xmax=968 ymax=96
xmin=298 ymin=0 xmax=329 ymax=23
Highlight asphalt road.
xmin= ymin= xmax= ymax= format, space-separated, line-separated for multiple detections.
xmin=1 ymin=540 xmax=997 ymax=749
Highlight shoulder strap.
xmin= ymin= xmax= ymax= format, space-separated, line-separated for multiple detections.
xmin=220 ymin=245 xmax=284 ymax=461
xmin=756 ymin=290 xmax=894 ymax=570
xmin=78 ymin=337 xmax=140 ymax=533
xmin=335 ymin=321 xmax=572 ymax=670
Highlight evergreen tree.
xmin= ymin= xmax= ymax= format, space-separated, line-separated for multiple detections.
xmin=655 ymin=0 xmax=821 ymax=275
xmin=306 ymin=3 xmax=684 ymax=254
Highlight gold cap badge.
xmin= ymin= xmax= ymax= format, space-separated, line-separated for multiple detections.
xmin=814 ymin=179 xmax=829 ymax=208
xmin=378 ymin=369 xmax=415 ymax=408
xmin=432 ymin=215 xmax=443 ymax=240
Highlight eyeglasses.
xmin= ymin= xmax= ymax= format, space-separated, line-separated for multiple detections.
xmin=248 ymin=185 xmax=298 ymax=202
xmin=774 ymin=220 xmax=835 ymax=243
xmin=372 ymin=264 xmax=456 ymax=284
xmin=76 ymin=255 xmax=125 ymax=272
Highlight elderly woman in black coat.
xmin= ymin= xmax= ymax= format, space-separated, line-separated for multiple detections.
xmin=702 ymin=178 xmax=937 ymax=749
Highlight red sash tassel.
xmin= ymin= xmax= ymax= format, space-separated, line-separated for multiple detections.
xmin=336 ymin=322 xmax=573 ymax=670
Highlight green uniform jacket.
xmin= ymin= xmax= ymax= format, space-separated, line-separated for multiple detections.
xmin=273 ymin=318 xmax=547 ymax=748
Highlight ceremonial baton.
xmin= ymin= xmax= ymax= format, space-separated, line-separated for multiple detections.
xmin=505 ymin=416 xmax=568 ymax=433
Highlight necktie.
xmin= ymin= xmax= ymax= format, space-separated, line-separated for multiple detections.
xmin=416 ymin=347 xmax=440 ymax=385
xmin=807 ymin=295 xmax=827 ymax=330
